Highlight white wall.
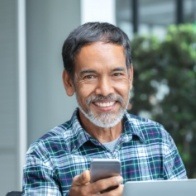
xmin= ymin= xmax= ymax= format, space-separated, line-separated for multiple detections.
xmin=81 ymin=0 xmax=116 ymax=24
xmin=26 ymin=0 xmax=80 ymax=146
xmin=0 ymin=0 xmax=20 ymax=194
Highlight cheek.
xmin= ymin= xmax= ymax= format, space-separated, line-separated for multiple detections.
xmin=75 ymin=86 xmax=94 ymax=105
xmin=115 ymin=80 xmax=131 ymax=93
xmin=76 ymin=81 xmax=96 ymax=96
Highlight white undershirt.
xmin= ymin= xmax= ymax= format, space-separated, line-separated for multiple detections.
xmin=102 ymin=137 xmax=120 ymax=151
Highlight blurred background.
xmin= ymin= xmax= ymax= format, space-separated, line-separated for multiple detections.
xmin=0 ymin=0 xmax=195 ymax=194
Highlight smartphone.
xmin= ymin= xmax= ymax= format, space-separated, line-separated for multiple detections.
xmin=90 ymin=159 xmax=121 ymax=182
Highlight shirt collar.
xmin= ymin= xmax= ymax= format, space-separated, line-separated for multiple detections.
xmin=69 ymin=109 xmax=97 ymax=152
xmin=122 ymin=112 xmax=146 ymax=143
xmin=69 ymin=109 xmax=146 ymax=152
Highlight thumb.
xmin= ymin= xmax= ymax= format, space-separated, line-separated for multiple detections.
xmin=72 ymin=170 xmax=91 ymax=186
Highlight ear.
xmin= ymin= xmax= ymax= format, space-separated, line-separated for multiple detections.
xmin=128 ymin=66 xmax=134 ymax=89
xmin=62 ymin=70 xmax=75 ymax=96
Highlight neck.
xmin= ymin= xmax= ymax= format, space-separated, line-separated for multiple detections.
xmin=78 ymin=111 xmax=123 ymax=143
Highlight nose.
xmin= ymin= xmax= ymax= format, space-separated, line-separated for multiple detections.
xmin=95 ymin=76 xmax=114 ymax=96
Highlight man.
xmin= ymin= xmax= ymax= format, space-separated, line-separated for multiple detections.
xmin=23 ymin=22 xmax=187 ymax=195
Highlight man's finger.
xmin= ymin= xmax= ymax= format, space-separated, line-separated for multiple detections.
xmin=101 ymin=184 xmax=124 ymax=196
xmin=72 ymin=170 xmax=91 ymax=186
xmin=91 ymin=176 xmax=123 ymax=193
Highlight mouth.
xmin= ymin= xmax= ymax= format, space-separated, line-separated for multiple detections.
xmin=86 ymin=94 xmax=124 ymax=113
xmin=94 ymin=101 xmax=115 ymax=107
xmin=93 ymin=101 xmax=117 ymax=111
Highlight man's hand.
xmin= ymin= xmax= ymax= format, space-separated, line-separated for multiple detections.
xmin=69 ymin=170 xmax=123 ymax=195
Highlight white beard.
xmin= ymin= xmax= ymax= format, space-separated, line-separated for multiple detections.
xmin=78 ymin=105 xmax=126 ymax=128
xmin=77 ymin=92 xmax=130 ymax=128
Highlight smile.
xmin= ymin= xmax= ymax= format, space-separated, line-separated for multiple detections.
xmin=94 ymin=101 xmax=115 ymax=108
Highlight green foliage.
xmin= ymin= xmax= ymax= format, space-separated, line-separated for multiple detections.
xmin=130 ymin=24 xmax=196 ymax=178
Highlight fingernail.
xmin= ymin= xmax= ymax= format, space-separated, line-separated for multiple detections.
xmin=116 ymin=176 xmax=123 ymax=183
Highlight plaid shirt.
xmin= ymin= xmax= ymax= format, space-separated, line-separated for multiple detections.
xmin=23 ymin=109 xmax=187 ymax=195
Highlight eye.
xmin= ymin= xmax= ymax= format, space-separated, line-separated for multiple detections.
xmin=83 ymin=74 xmax=97 ymax=80
xmin=113 ymin=72 xmax=124 ymax=77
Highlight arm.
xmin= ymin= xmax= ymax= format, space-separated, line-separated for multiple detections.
xmin=163 ymin=132 xmax=187 ymax=179
xmin=23 ymin=154 xmax=62 ymax=195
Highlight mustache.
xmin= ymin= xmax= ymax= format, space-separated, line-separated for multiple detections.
xmin=86 ymin=94 xmax=124 ymax=105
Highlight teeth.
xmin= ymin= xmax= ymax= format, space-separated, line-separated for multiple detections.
xmin=95 ymin=102 xmax=115 ymax=107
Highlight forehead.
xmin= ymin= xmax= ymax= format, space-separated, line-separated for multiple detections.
xmin=77 ymin=41 xmax=124 ymax=55
xmin=75 ymin=42 xmax=126 ymax=69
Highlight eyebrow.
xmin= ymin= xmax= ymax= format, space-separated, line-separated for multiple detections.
xmin=79 ymin=67 xmax=126 ymax=76
xmin=79 ymin=69 xmax=97 ymax=76
xmin=112 ymin=67 xmax=126 ymax=72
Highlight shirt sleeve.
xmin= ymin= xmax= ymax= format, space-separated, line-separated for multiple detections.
xmin=22 ymin=145 xmax=65 ymax=195
xmin=162 ymin=131 xmax=187 ymax=179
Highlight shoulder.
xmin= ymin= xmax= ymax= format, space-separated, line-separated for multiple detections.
xmin=26 ymin=118 xmax=77 ymax=157
xmin=125 ymin=112 xmax=171 ymax=144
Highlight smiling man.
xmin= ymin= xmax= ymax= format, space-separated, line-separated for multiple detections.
xmin=23 ymin=22 xmax=187 ymax=195
xmin=63 ymin=41 xmax=132 ymax=142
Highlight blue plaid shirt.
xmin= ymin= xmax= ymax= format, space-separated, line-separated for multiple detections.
xmin=23 ymin=109 xmax=187 ymax=195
